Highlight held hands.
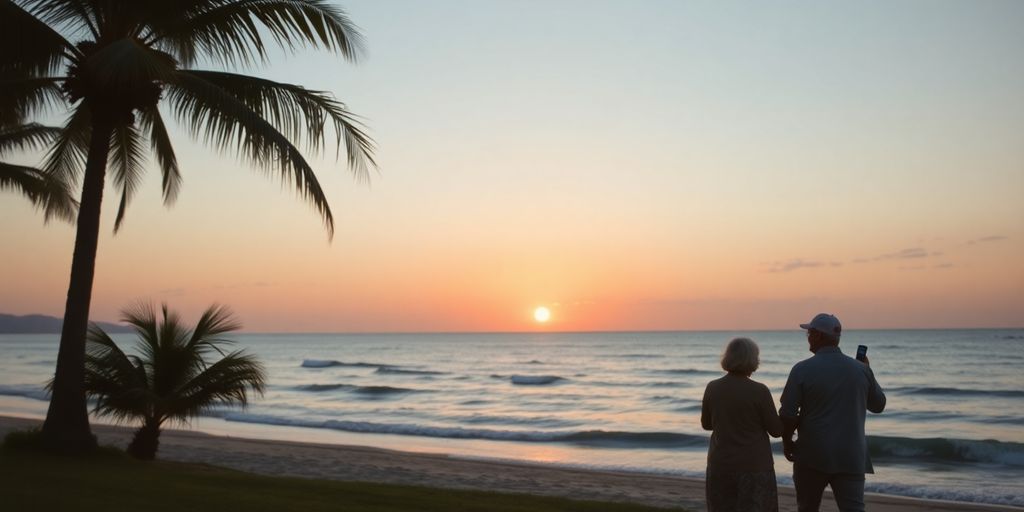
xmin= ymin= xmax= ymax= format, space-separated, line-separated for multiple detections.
xmin=780 ymin=416 xmax=800 ymax=462
xmin=783 ymin=437 xmax=797 ymax=462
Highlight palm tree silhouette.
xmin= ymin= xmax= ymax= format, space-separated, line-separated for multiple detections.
xmin=1 ymin=123 xmax=77 ymax=222
xmin=1 ymin=0 xmax=375 ymax=451
xmin=83 ymin=303 xmax=265 ymax=460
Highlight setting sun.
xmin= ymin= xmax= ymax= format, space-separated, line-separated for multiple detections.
xmin=533 ymin=307 xmax=551 ymax=323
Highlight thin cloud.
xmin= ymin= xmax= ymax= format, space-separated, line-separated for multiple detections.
xmin=875 ymin=247 xmax=929 ymax=261
xmin=639 ymin=296 xmax=831 ymax=307
xmin=771 ymin=242 xmax=955 ymax=273
xmin=850 ymin=246 xmax=937 ymax=266
xmin=767 ymin=259 xmax=844 ymax=273
xmin=157 ymin=287 xmax=187 ymax=297
xmin=967 ymin=235 xmax=1008 ymax=245
xmin=213 ymin=282 xmax=277 ymax=290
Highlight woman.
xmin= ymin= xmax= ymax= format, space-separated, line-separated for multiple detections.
xmin=701 ymin=337 xmax=783 ymax=512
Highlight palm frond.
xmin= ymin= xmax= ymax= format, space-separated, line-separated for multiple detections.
xmin=0 ymin=1 xmax=78 ymax=75
xmin=1 ymin=121 xmax=78 ymax=221
xmin=0 ymin=75 xmax=66 ymax=129
xmin=152 ymin=304 xmax=202 ymax=398
xmin=120 ymin=301 xmax=161 ymax=370
xmin=0 ymin=122 xmax=61 ymax=156
xmin=108 ymin=123 xmax=148 ymax=232
xmin=0 ymin=161 xmax=78 ymax=222
xmin=85 ymin=324 xmax=151 ymax=422
xmin=187 ymin=304 xmax=242 ymax=355
xmin=184 ymin=70 xmax=375 ymax=181
xmin=158 ymin=303 xmax=189 ymax=350
xmin=0 ymin=162 xmax=48 ymax=195
xmin=40 ymin=107 xmax=90 ymax=193
xmin=168 ymin=350 xmax=265 ymax=421
xmin=137 ymin=106 xmax=181 ymax=205
xmin=0 ymin=162 xmax=47 ymax=192
xmin=147 ymin=0 xmax=365 ymax=67
xmin=17 ymin=0 xmax=99 ymax=40
xmin=166 ymin=70 xmax=335 ymax=237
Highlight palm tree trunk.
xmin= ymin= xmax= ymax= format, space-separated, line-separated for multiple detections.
xmin=127 ymin=418 xmax=162 ymax=460
xmin=41 ymin=116 xmax=114 ymax=453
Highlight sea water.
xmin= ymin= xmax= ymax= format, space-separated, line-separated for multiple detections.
xmin=1 ymin=330 xmax=1022 ymax=506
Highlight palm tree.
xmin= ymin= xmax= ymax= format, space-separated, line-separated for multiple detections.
xmin=1 ymin=123 xmax=78 ymax=222
xmin=83 ymin=302 xmax=265 ymax=460
xmin=1 ymin=0 xmax=375 ymax=451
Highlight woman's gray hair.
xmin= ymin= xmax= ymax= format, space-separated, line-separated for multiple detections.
xmin=720 ymin=337 xmax=760 ymax=376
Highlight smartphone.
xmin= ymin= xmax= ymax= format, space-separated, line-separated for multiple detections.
xmin=856 ymin=345 xmax=868 ymax=362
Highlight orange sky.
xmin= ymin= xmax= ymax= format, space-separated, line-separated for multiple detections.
xmin=2 ymin=1 xmax=1022 ymax=332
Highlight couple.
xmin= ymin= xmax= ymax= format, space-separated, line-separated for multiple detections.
xmin=701 ymin=313 xmax=887 ymax=512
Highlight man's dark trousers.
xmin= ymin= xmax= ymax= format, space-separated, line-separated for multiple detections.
xmin=793 ymin=463 xmax=865 ymax=512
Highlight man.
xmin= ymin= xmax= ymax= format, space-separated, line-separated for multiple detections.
xmin=779 ymin=313 xmax=886 ymax=512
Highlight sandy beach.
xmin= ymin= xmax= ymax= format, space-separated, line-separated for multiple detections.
xmin=1 ymin=415 xmax=1017 ymax=512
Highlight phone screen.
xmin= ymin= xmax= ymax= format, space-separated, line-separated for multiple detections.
xmin=856 ymin=345 xmax=868 ymax=362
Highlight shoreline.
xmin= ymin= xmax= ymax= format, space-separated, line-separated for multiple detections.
xmin=1 ymin=415 xmax=1019 ymax=512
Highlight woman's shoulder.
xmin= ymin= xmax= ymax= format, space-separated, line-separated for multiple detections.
xmin=742 ymin=376 xmax=772 ymax=393
xmin=710 ymin=373 xmax=766 ymax=389
xmin=704 ymin=374 xmax=729 ymax=389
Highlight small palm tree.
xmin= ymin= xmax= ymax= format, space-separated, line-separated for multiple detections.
xmin=1 ymin=123 xmax=77 ymax=222
xmin=83 ymin=302 xmax=265 ymax=460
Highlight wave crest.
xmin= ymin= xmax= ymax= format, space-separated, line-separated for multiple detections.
xmin=301 ymin=359 xmax=387 ymax=369
xmin=294 ymin=383 xmax=426 ymax=396
xmin=868 ymin=436 xmax=1024 ymax=466
xmin=889 ymin=386 xmax=1024 ymax=398
xmin=510 ymin=375 xmax=565 ymax=385
xmin=374 ymin=367 xmax=447 ymax=376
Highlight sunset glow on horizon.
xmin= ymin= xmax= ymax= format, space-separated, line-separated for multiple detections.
xmin=1 ymin=1 xmax=1021 ymax=333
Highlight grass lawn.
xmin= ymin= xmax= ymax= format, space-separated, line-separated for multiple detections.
xmin=0 ymin=447 xmax=685 ymax=512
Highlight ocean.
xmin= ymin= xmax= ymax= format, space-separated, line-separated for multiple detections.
xmin=1 ymin=329 xmax=1022 ymax=506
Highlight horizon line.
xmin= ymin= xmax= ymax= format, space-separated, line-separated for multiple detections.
xmin=233 ymin=326 xmax=1024 ymax=335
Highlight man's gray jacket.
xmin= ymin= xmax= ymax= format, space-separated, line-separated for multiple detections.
xmin=780 ymin=346 xmax=886 ymax=474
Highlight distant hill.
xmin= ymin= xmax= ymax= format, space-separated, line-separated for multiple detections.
xmin=0 ymin=313 xmax=133 ymax=334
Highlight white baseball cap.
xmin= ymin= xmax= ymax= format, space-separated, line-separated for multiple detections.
xmin=800 ymin=313 xmax=842 ymax=337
